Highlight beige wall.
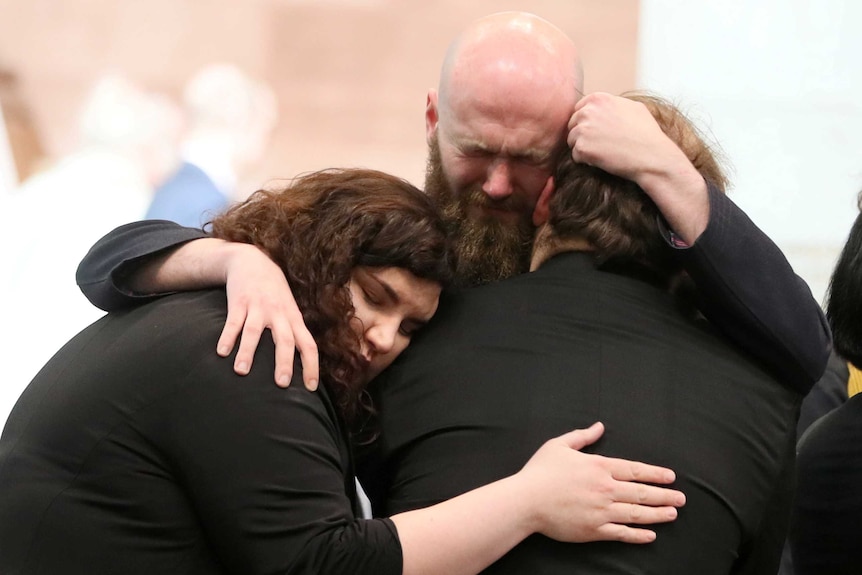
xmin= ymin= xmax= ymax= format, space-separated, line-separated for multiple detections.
xmin=0 ymin=0 xmax=638 ymax=193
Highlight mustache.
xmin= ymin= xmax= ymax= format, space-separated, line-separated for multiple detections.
xmin=460 ymin=188 xmax=527 ymax=214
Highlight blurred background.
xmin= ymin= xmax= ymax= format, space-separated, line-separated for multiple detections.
xmin=1 ymin=0 xmax=860 ymax=426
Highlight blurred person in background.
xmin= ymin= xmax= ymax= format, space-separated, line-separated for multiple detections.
xmin=0 ymin=74 xmax=182 ymax=428
xmin=0 ymin=94 xmax=16 ymax=198
xmin=0 ymin=68 xmax=46 ymax=197
xmin=145 ymin=63 xmax=277 ymax=228
xmin=790 ymin=190 xmax=862 ymax=575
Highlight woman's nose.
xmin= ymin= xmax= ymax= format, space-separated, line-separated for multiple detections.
xmin=365 ymin=322 xmax=397 ymax=355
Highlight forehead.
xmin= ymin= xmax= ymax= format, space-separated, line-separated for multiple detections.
xmin=441 ymin=75 xmax=571 ymax=158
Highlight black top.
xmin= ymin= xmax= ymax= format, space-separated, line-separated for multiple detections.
xmin=363 ymin=252 xmax=802 ymax=574
xmin=0 ymin=290 xmax=402 ymax=575
xmin=796 ymin=349 xmax=850 ymax=439
xmin=75 ymin=187 xmax=831 ymax=393
xmin=790 ymin=391 xmax=862 ymax=575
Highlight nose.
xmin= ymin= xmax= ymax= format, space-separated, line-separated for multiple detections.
xmin=365 ymin=321 xmax=398 ymax=357
xmin=482 ymin=158 xmax=514 ymax=200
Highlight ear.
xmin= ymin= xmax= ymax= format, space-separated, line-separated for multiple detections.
xmin=425 ymin=89 xmax=439 ymax=145
xmin=532 ymin=176 xmax=556 ymax=226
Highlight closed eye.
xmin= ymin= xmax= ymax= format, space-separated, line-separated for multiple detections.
xmin=399 ymin=320 xmax=424 ymax=337
xmin=362 ymin=287 xmax=382 ymax=307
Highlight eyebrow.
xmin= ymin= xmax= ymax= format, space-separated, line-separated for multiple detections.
xmin=371 ymin=273 xmax=400 ymax=303
xmin=456 ymin=138 xmax=552 ymax=164
xmin=369 ymin=271 xmax=433 ymax=325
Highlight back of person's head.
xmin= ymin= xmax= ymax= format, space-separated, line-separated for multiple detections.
xmin=826 ymin=191 xmax=862 ymax=369
xmin=209 ymin=168 xmax=454 ymax=418
xmin=548 ymin=93 xmax=727 ymax=284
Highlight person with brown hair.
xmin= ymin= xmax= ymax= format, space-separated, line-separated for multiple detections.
xmin=532 ymin=93 xmax=728 ymax=297
xmin=362 ymin=93 xmax=802 ymax=573
xmin=0 ymin=167 xmax=684 ymax=575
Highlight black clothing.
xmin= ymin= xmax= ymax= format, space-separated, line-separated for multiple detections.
xmin=71 ymin=187 xmax=828 ymax=574
xmin=75 ymin=188 xmax=831 ymax=393
xmin=365 ymin=252 xmax=802 ymax=574
xmin=76 ymin=219 xmax=209 ymax=311
xmin=796 ymin=350 xmax=850 ymax=438
xmin=777 ymin=350 xmax=851 ymax=575
xmin=658 ymin=185 xmax=829 ymax=393
xmin=0 ymin=291 xmax=401 ymax=575
xmin=790 ymin=392 xmax=862 ymax=575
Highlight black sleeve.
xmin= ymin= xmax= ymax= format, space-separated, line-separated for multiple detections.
xmin=159 ymin=351 xmax=403 ymax=575
xmin=75 ymin=220 xmax=208 ymax=311
xmin=670 ymin=184 xmax=832 ymax=394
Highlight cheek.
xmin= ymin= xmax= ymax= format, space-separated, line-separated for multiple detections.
xmin=513 ymin=168 xmax=552 ymax=207
xmin=372 ymin=336 xmax=410 ymax=373
xmin=348 ymin=294 xmax=369 ymax=339
xmin=445 ymin=156 xmax=488 ymax=192
xmin=348 ymin=316 xmax=365 ymax=341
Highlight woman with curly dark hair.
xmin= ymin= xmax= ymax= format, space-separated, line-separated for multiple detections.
xmin=0 ymin=168 xmax=680 ymax=575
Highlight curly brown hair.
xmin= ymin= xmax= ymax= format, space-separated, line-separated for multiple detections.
xmin=548 ymin=93 xmax=728 ymax=286
xmin=210 ymin=168 xmax=454 ymax=422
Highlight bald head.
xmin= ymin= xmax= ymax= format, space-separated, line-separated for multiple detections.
xmin=423 ymin=12 xmax=584 ymax=287
xmin=439 ymin=12 xmax=582 ymax=111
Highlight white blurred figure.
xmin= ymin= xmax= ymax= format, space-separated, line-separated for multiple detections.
xmin=146 ymin=63 xmax=278 ymax=228
xmin=0 ymin=75 xmax=182 ymax=429
xmin=0 ymin=101 xmax=17 ymax=199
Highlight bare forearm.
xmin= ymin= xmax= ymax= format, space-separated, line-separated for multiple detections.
xmin=392 ymin=475 xmax=536 ymax=575
xmin=390 ymin=426 xmax=683 ymax=575
xmin=636 ymin=151 xmax=710 ymax=246
xmin=128 ymin=237 xmax=236 ymax=294
xmin=76 ymin=220 xmax=208 ymax=311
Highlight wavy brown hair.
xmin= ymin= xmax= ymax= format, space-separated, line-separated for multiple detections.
xmin=210 ymin=168 xmax=454 ymax=422
xmin=548 ymin=93 xmax=728 ymax=286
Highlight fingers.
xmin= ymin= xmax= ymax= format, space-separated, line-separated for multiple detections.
xmin=611 ymin=479 xmax=686 ymax=509
xmin=567 ymin=115 xmax=593 ymax=166
xmin=607 ymin=501 xmax=679 ymax=526
xmin=573 ymin=91 xmax=608 ymax=113
xmin=268 ymin=303 xmax=319 ymax=389
xmin=594 ymin=523 xmax=657 ymax=545
xmin=293 ymin=327 xmax=319 ymax=391
xmin=586 ymin=504 xmax=677 ymax=545
xmin=557 ymin=422 xmax=605 ymax=450
xmin=606 ymin=457 xmax=677 ymax=485
xmin=233 ymin=308 xmax=266 ymax=376
xmin=217 ymin=298 xmax=321 ymax=390
xmin=270 ymin=317 xmax=298 ymax=388
xmin=217 ymin=304 xmax=246 ymax=360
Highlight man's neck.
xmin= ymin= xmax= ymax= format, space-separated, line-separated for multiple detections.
xmin=530 ymin=225 xmax=593 ymax=271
